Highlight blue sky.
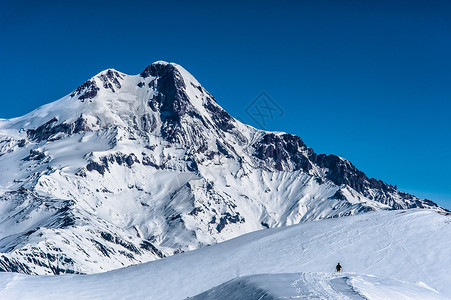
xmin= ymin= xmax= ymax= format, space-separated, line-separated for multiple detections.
xmin=1 ymin=0 xmax=450 ymax=208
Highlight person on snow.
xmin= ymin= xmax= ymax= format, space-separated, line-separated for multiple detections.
xmin=336 ymin=263 xmax=342 ymax=273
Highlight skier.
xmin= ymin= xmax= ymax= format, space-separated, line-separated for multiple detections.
xmin=336 ymin=263 xmax=342 ymax=273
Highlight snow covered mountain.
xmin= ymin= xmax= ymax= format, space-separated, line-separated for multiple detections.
xmin=0 ymin=61 xmax=444 ymax=275
xmin=0 ymin=209 xmax=450 ymax=299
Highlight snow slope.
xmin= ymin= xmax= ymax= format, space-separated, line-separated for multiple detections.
xmin=191 ymin=273 xmax=446 ymax=300
xmin=0 ymin=209 xmax=449 ymax=299
xmin=0 ymin=61 xmax=444 ymax=274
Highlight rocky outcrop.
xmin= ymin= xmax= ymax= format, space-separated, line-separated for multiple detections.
xmin=85 ymin=153 xmax=139 ymax=175
xmin=98 ymin=69 xmax=123 ymax=93
xmin=71 ymin=79 xmax=100 ymax=101
xmin=216 ymin=212 xmax=245 ymax=233
xmin=253 ymin=133 xmax=311 ymax=171
xmin=27 ymin=116 xmax=91 ymax=142
xmin=141 ymin=62 xmax=195 ymax=142
xmin=252 ymin=133 xmax=443 ymax=211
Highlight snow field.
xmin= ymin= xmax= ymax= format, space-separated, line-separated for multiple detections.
xmin=0 ymin=209 xmax=449 ymax=299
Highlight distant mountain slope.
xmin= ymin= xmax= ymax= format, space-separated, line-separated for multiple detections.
xmin=0 ymin=61 xmax=444 ymax=274
xmin=0 ymin=210 xmax=449 ymax=299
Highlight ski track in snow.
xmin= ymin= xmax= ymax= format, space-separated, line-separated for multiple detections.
xmin=295 ymin=273 xmax=360 ymax=299
xmin=190 ymin=272 xmax=445 ymax=300
xmin=190 ymin=273 xmax=366 ymax=300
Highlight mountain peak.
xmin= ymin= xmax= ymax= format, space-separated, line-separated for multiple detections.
xmin=140 ymin=61 xmax=200 ymax=86
xmin=151 ymin=60 xmax=170 ymax=66
xmin=141 ymin=61 xmax=177 ymax=78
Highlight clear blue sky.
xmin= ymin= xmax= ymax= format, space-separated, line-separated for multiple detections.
xmin=1 ymin=0 xmax=450 ymax=208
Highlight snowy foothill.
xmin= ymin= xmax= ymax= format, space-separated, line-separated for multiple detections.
xmin=191 ymin=273 xmax=447 ymax=300
xmin=0 ymin=209 xmax=449 ymax=299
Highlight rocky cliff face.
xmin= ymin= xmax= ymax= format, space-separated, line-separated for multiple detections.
xmin=0 ymin=61 xmax=444 ymax=275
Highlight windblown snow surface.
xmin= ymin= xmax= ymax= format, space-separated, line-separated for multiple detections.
xmin=0 ymin=209 xmax=449 ymax=299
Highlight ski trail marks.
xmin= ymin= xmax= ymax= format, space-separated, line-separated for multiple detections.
xmin=291 ymin=273 xmax=366 ymax=299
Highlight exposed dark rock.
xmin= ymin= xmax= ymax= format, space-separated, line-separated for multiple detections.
xmin=118 ymin=250 xmax=135 ymax=260
xmin=140 ymin=241 xmax=164 ymax=258
xmin=141 ymin=63 xmax=189 ymax=120
xmin=189 ymin=207 xmax=203 ymax=216
xmin=26 ymin=117 xmax=57 ymax=140
xmin=71 ymin=79 xmax=99 ymax=101
xmin=75 ymin=169 xmax=87 ymax=177
xmin=253 ymin=133 xmax=310 ymax=171
xmin=86 ymin=153 xmax=139 ymax=175
xmin=148 ymin=99 xmax=159 ymax=112
xmin=100 ymin=232 xmax=141 ymax=255
xmin=0 ymin=256 xmax=32 ymax=274
xmin=26 ymin=116 xmax=91 ymax=142
xmin=91 ymin=240 xmax=112 ymax=257
xmin=73 ymin=116 xmax=91 ymax=132
xmin=141 ymin=62 xmax=237 ymax=143
xmin=17 ymin=139 xmax=26 ymax=147
xmin=46 ymin=203 xmax=76 ymax=228
xmin=142 ymin=156 xmax=159 ymax=168
xmin=310 ymin=154 xmax=381 ymax=194
xmin=216 ymin=212 xmax=245 ymax=233
xmin=204 ymin=101 xmax=235 ymax=131
xmin=187 ymin=111 xmax=210 ymax=129
xmin=169 ymin=214 xmax=182 ymax=222
xmin=102 ymin=81 xmax=115 ymax=93
xmin=141 ymin=114 xmax=157 ymax=132
xmin=187 ymin=159 xmax=198 ymax=172
xmin=197 ymin=143 xmax=208 ymax=154
xmin=141 ymin=62 xmax=193 ymax=141
xmin=261 ymin=222 xmax=269 ymax=229
xmin=216 ymin=140 xmax=229 ymax=156
xmin=355 ymin=205 xmax=376 ymax=214
xmin=330 ymin=189 xmax=347 ymax=201
xmin=86 ymin=161 xmax=107 ymax=175
xmin=98 ymin=69 xmax=122 ymax=93
xmin=49 ymin=264 xmax=78 ymax=275
xmin=24 ymin=149 xmax=46 ymax=161
xmin=124 ymin=154 xmax=136 ymax=167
